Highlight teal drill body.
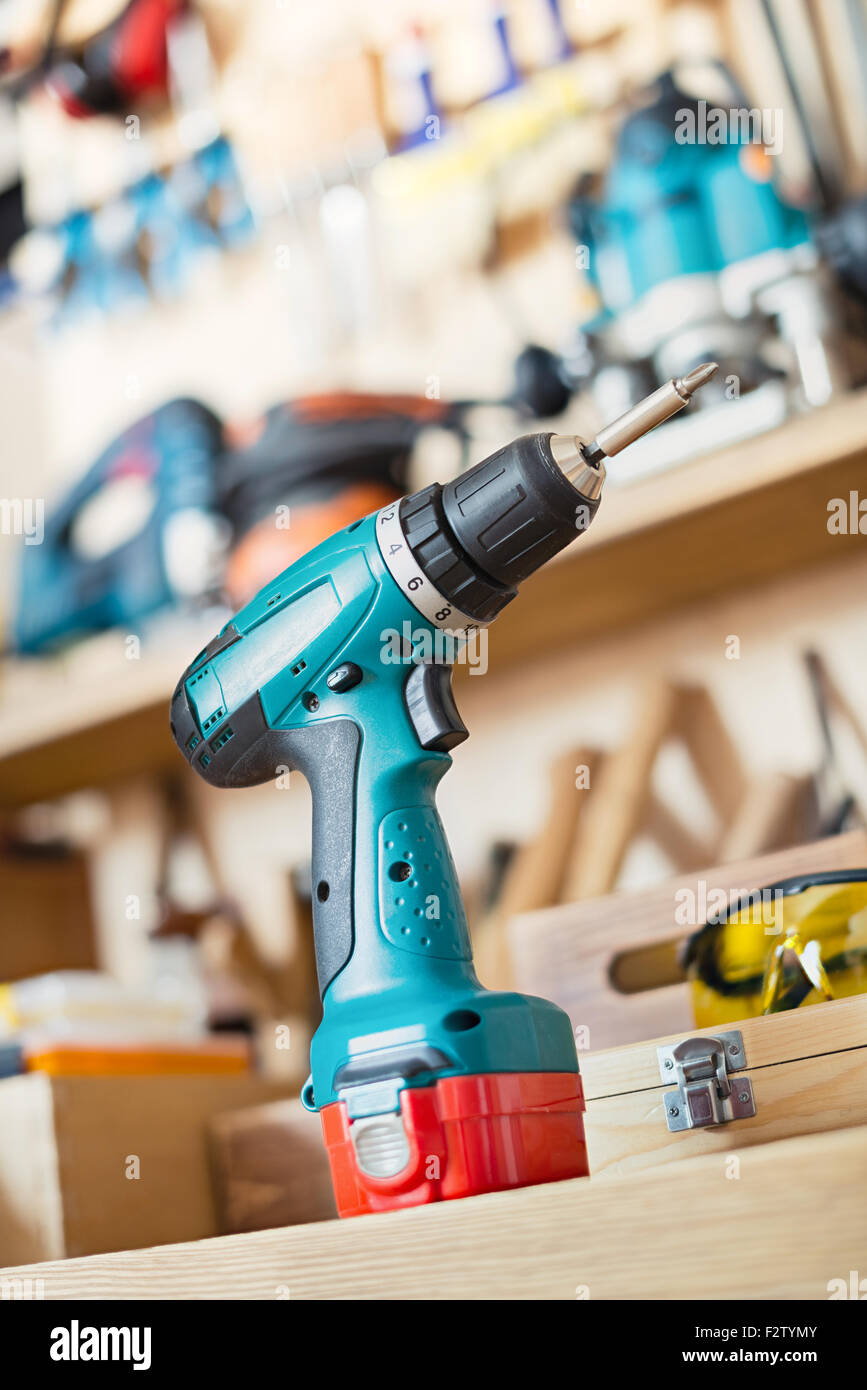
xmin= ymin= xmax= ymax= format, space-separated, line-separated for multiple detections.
xmin=172 ymin=399 xmax=715 ymax=1211
xmin=171 ymin=504 xmax=578 ymax=1121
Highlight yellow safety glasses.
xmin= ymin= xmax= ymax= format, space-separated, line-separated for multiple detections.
xmin=684 ymin=871 xmax=867 ymax=1028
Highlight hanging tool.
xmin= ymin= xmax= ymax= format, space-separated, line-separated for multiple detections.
xmin=44 ymin=0 xmax=186 ymax=118
xmin=14 ymin=397 xmax=225 ymax=654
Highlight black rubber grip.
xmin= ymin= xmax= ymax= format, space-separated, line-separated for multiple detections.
xmin=225 ymin=715 xmax=360 ymax=997
xmin=441 ymin=433 xmax=598 ymax=588
xmin=171 ymin=674 xmax=359 ymax=997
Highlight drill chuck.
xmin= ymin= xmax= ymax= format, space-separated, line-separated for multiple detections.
xmin=388 ymin=366 xmax=717 ymax=628
xmin=396 ymin=432 xmax=604 ymax=626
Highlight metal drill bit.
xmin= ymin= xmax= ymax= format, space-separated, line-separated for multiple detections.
xmin=582 ymin=362 xmax=718 ymax=466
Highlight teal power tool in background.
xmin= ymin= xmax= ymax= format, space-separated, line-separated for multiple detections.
xmin=170 ymin=365 xmax=716 ymax=1217
xmin=568 ymin=67 xmax=822 ymax=410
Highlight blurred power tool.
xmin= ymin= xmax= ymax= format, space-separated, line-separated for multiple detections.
xmin=171 ymin=365 xmax=716 ymax=1218
xmin=219 ymin=360 xmax=569 ymax=609
xmin=4 ymin=0 xmax=253 ymax=320
xmin=43 ymin=0 xmax=186 ymax=118
xmin=219 ymin=393 xmax=467 ymax=609
xmin=568 ymin=64 xmax=864 ymax=446
xmin=0 ymin=0 xmax=185 ymax=114
xmin=570 ymin=69 xmax=808 ymax=396
xmin=817 ymin=196 xmax=867 ymax=308
xmin=15 ymin=397 xmax=225 ymax=654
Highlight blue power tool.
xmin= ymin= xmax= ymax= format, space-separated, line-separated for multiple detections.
xmin=569 ymin=67 xmax=815 ymax=399
xmin=170 ymin=367 xmax=715 ymax=1216
xmin=15 ymin=397 xmax=224 ymax=654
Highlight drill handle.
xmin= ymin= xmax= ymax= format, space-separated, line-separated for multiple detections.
xmin=267 ymin=704 xmax=472 ymax=1002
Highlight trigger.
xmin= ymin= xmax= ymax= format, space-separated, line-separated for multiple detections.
xmin=404 ymin=662 xmax=468 ymax=752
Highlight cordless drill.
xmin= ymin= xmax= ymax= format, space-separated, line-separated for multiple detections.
xmin=170 ymin=366 xmax=716 ymax=1217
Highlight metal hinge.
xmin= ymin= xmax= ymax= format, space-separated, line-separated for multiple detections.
xmin=657 ymin=1029 xmax=756 ymax=1133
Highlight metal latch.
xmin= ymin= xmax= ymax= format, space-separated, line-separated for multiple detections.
xmin=657 ymin=1029 xmax=756 ymax=1133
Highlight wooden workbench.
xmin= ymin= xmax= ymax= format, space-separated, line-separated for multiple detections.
xmin=2 ymin=1124 xmax=866 ymax=1299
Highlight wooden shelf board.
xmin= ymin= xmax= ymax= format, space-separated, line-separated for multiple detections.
xmin=487 ymin=388 xmax=867 ymax=668
xmin=0 ymin=651 xmax=184 ymax=810
xmin=1 ymin=391 xmax=866 ymax=808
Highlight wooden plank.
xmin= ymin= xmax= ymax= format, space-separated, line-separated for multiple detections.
xmin=492 ymin=747 xmax=600 ymax=918
xmin=473 ymin=745 xmax=601 ymax=986
xmin=643 ymin=793 xmax=716 ymax=871
xmin=509 ymin=829 xmax=867 ymax=1050
xmin=561 ymin=683 xmax=679 ymax=900
xmin=811 ymin=0 xmax=867 ymax=187
xmin=580 ymin=992 xmax=867 ymax=1100
xmin=87 ymin=777 xmax=166 ymax=984
xmin=676 ymin=685 xmax=746 ymax=825
xmin=0 ymin=663 xmax=180 ymax=810
xmin=726 ymin=0 xmax=820 ymax=196
xmin=3 ymin=1125 xmax=867 ymax=1299
xmin=0 ymin=847 xmax=96 ymax=982
xmin=718 ymin=773 xmax=817 ymax=861
xmin=765 ymin=0 xmax=848 ymax=199
xmin=209 ymin=1099 xmax=336 ymax=1234
xmin=51 ymin=1077 xmax=295 ymax=1260
xmin=0 ymin=1074 xmax=64 ymax=1267
xmin=586 ymin=1045 xmax=867 ymax=1178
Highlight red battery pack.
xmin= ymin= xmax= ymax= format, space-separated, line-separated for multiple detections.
xmin=320 ymin=1070 xmax=587 ymax=1219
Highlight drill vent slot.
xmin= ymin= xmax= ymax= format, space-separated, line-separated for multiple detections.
xmin=189 ymin=666 xmax=210 ymax=685
xmin=266 ymin=592 xmax=282 ymax=607
xmin=202 ymin=707 xmax=225 ymax=731
xmin=291 ymin=660 xmax=307 ymax=677
xmin=186 ymin=733 xmax=200 ymax=753
xmin=210 ymin=725 xmax=235 ymax=752
xmin=198 ymin=752 xmax=211 ymax=768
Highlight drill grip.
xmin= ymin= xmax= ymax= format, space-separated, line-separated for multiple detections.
xmin=229 ymin=718 xmax=361 ymax=996
xmin=265 ymin=709 xmax=470 ymax=1014
xmin=255 ymin=715 xmax=469 ymax=1001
